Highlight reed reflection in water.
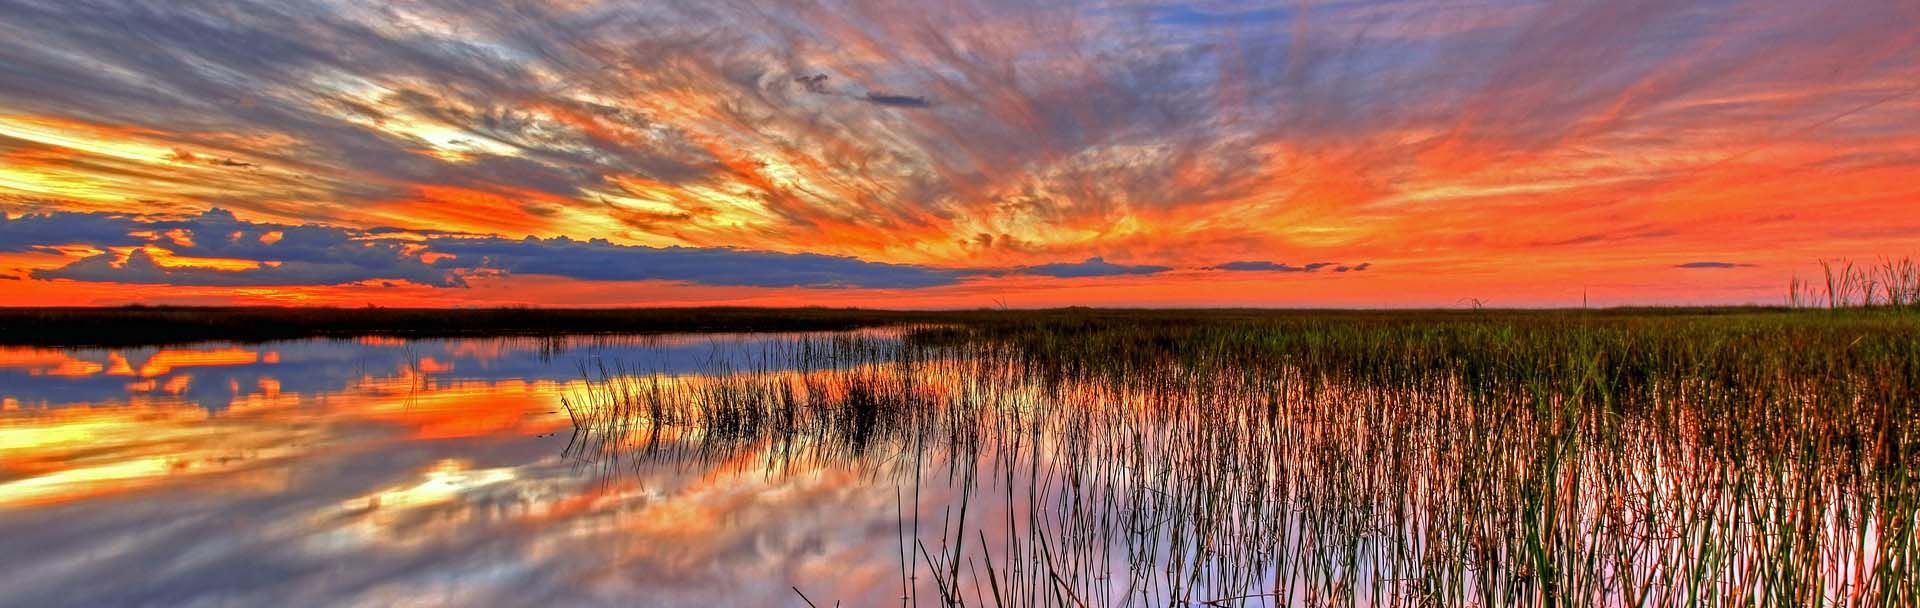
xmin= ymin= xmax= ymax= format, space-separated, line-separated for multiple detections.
xmin=0 ymin=331 xmax=922 ymax=605
xmin=0 ymin=315 xmax=1914 ymax=607
xmin=564 ymin=323 xmax=1917 ymax=608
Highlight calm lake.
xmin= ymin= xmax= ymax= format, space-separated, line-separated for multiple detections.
xmin=1 ymin=324 xmax=1910 ymax=607
xmin=0 ymin=332 xmax=927 ymax=606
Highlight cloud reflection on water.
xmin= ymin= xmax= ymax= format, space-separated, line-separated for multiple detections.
xmin=0 ymin=331 xmax=930 ymax=606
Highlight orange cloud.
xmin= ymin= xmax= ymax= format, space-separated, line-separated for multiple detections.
xmin=0 ymin=0 xmax=1913 ymax=306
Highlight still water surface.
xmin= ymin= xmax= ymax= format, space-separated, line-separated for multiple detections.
xmin=3 ymin=329 xmax=1907 ymax=607
xmin=0 ymin=332 xmax=913 ymax=606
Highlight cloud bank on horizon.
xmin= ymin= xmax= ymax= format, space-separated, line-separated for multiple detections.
xmin=3 ymin=209 xmax=962 ymax=289
xmin=0 ymin=0 xmax=1914 ymax=306
xmin=3 ymin=208 xmax=1356 ymax=289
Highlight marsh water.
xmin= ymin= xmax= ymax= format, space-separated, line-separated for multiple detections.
xmin=0 ymin=332 xmax=919 ymax=605
xmin=0 ymin=327 xmax=1913 ymax=606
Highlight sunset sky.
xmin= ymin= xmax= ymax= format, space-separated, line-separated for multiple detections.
xmin=0 ymin=0 xmax=1915 ymax=307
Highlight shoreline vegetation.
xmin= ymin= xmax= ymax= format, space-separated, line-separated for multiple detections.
xmin=2 ymin=256 xmax=1910 ymax=347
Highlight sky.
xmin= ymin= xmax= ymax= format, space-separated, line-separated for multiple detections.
xmin=0 ymin=0 xmax=1915 ymax=308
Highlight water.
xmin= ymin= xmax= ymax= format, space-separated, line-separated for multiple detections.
xmin=1 ymin=329 xmax=1909 ymax=606
xmin=0 ymin=332 xmax=917 ymax=606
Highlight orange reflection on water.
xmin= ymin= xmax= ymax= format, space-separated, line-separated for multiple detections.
xmin=160 ymin=373 xmax=193 ymax=394
xmin=0 ymin=347 xmax=107 ymax=377
xmin=443 ymin=339 xmax=510 ymax=363
xmin=346 ymin=377 xmax=573 ymax=440
xmin=127 ymin=347 xmax=263 ymax=377
xmin=0 ymin=375 xmax=573 ymax=509
xmin=0 ymin=348 xmax=946 ymax=606
xmin=0 ymin=346 xmax=271 ymax=381
xmin=414 ymin=356 xmax=455 ymax=374
xmin=0 ymin=398 xmax=311 ymax=508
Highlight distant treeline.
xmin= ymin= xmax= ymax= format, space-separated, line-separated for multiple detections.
xmin=0 ymin=304 xmax=1891 ymax=347
xmin=0 ymin=306 xmax=937 ymax=346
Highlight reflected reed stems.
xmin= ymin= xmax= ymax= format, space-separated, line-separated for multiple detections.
xmin=562 ymin=312 xmax=1917 ymax=607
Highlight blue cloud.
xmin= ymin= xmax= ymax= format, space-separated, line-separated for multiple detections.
xmin=1211 ymin=260 xmax=1362 ymax=273
xmin=37 ymin=243 xmax=464 ymax=288
xmin=0 ymin=212 xmax=146 ymax=252
xmin=1020 ymin=257 xmax=1171 ymax=278
xmin=425 ymin=235 xmax=961 ymax=288
xmin=861 ymin=92 xmax=932 ymax=108
xmin=1675 ymin=261 xmax=1755 ymax=269
xmin=13 ymin=209 xmax=964 ymax=289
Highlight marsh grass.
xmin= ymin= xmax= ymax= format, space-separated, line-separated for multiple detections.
xmin=562 ymin=311 xmax=1918 ymax=607
xmin=1790 ymin=258 xmax=1920 ymax=310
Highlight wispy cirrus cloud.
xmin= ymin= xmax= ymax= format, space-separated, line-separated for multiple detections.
xmin=0 ymin=0 xmax=1914 ymax=305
